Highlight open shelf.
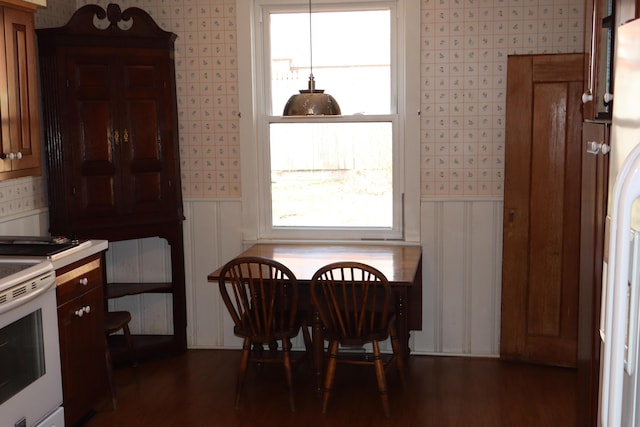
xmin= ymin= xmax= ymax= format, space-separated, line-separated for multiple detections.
xmin=105 ymin=282 xmax=174 ymax=298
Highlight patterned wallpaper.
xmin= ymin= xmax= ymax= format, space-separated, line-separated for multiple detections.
xmin=420 ymin=0 xmax=584 ymax=197
xmin=0 ymin=0 xmax=585 ymax=220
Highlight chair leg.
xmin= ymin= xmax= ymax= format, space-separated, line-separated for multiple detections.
xmin=321 ymin=340 xmax=339 ymax=414
xmin=372 ymin=340 xmax=391 ymax=417
xmin=235 ymin=338 xmax=251 ymax=409
xmin=389 ymin=322 xmax=407 ymax=389
xmin=104 ymin=336 xmax=117 ymax=410
xmin=301 ymin=322 xmax=313 ymax=359
xmin=282 ymin=338 xmax=295 ymax=412
xmin=122 ymin=323 xmax=137 ymax=368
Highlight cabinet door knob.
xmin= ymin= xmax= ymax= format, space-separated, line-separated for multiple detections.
xmin=79 ymin=278 xmax=88 ymax=286
xmin=586 ymin=140 xmax=611 ymax=155
xmin=15 ymin=152 xmax=22 ymax=159
xmin=604 ymin=92 xmax=613 ymax=103
xmin=582 ymin=91 xmax=593 ymax=104
xmin=75 ymin=305 xmax=91 ymax=317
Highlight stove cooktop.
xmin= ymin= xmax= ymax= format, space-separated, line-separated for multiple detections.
xmin=0 ymin=236 xmax=85 ymax=257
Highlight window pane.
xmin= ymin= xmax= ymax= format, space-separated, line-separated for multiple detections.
xmin=270 ymin=122 xmax=392 ymax=228
xmin=270 ymin=10 xmax=391 ymax=115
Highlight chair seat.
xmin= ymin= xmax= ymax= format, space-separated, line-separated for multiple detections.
xmin=104 ymin=309 xmax=136 ymax=410
xmin=105 ymin=310 xmax=132 ymax=334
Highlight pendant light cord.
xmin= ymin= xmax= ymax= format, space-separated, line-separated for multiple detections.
xmin=308 ymin=0 xmax=313 ymax=79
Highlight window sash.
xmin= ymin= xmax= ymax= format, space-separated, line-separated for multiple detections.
xmin=239 ymin=0 xmax=420 ymax=242
xmin=259 ymin=114 xmax=402 ymax=240
xmin=257 ymin=2 xmax=401 ymax=240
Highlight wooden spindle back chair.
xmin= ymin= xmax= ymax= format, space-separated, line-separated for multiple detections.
xmin=310 ymin=261 xmax=406 ymax=417
xmin=218 ymin=256 xmax=311 ymax=411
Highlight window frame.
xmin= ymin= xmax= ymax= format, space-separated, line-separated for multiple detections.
xmin=237 ymin=0 xmax=420 ymax=243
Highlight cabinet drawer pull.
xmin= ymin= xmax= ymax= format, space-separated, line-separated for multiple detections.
xmin=74 ymin=305 xmax=91 ymax=317
xmin=79 ymin=278 xmax=88 ymax=286
xmin=0 ymin=152 xmax=21 ymax=160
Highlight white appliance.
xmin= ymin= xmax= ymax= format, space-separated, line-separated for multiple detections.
xmin=0 ymin=258 xmax=64 ymax=427
xmin=599 ymin=18 xmax=640 ymax=427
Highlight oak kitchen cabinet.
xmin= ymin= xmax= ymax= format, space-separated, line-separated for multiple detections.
xmin=56 ymin=252 xmax=108 ymax=427
xmin=0 ymin=1 xmax=41 ymax=180
xmin=37 ymin=4 xmax=186 ymax=362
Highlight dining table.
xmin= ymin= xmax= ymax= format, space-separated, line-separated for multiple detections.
xmin=207 ymin=242 xmax=423 ymax=389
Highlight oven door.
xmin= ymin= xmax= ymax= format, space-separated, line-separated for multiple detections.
xmin=0 ymin=278 xmax=63 ymax=427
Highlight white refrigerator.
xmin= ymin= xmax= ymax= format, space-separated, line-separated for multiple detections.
xmin=599 ymin=17 xmax=640 ymax=427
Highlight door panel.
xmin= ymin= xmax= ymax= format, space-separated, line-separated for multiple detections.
xmin=67 ymin=55 xmax=119 ymax=218
xmin=121 ymin=53 xmax=175 ymax=215
xmin=501 ymin=54 xmax=584 ymax=367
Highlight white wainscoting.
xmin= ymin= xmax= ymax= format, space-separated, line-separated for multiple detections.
xmin=178 ymin=199 xmax=504 ymax=357
xmin=416 ymin=199 xmax=504 ymax=357
xmin=24 ymin=199 xmax=503 ymax=357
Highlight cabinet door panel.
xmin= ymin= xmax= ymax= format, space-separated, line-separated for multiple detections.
xmin=67 ymin=54 xmax=119 ymax=218
xmin=120 ymin=54 xmax=176 ymax=215
xmin=0 ymin=6 xmax=40 ymax=176
xmin=57 ymin=285 xmax=107 ymax=426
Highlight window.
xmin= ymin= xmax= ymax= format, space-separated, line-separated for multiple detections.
xmin=237 ymin=0 xmax=420 ymax=241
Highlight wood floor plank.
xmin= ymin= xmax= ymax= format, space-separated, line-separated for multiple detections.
xmin=82 ymin=349 xmax=577 ymax=427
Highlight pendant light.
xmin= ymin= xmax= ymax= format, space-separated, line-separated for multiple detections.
xmin=282 ymin=0 xmax=341 ymax=116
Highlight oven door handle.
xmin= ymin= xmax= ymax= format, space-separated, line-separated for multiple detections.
xmin=0 ymin=275 xmax=56 ymax=316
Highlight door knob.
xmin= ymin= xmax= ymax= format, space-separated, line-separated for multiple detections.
xmin=586 ymin=140 xmax=610 ymax=155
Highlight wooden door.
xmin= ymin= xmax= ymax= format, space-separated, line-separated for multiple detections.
xmin=501 ymin=54 xmax=584 ymax=367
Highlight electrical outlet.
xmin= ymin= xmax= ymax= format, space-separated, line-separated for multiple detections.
xmin=15 ymin=418 xmax=26 ymax=427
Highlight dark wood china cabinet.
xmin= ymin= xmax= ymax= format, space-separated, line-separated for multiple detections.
xmin=37 ymin=4 xmax=186 ymax=362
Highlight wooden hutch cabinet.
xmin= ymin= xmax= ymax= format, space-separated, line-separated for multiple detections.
xmin=0 ymin=1 xmax=41 ymax=180
xmin=37 ymin=4 xmax=186 ymax=361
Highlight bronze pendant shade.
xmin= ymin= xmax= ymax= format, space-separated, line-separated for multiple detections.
xmin=283 ymin=75 xmax=341 ymax=116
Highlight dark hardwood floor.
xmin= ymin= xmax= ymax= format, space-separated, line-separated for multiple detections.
xmin=83 ymin=349 xmax=577 ymax=427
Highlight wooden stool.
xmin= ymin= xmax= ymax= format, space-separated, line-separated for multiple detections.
xmin=104 ymin=310 xmax=136 ymax=409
